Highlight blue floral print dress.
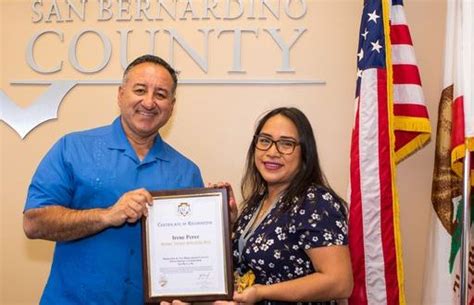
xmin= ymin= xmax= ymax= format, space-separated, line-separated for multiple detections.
xmin=232 ymin=185 xmax=348 ymax=305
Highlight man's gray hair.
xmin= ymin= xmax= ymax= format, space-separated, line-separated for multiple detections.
xmin=122 ymin=54 xmax=178 ymax=95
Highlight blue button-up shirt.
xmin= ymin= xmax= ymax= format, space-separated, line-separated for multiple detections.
xmin=25 ymin=117 xmax=204 ymax=305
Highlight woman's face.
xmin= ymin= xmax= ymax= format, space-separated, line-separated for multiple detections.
xmin=254 ymin=114 xmax=302 ymax=193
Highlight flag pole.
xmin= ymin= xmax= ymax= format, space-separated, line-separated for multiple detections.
xmin=461 ymin=147 xmax=471 ymax=305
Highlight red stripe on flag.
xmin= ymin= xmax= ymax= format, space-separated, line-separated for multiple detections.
xmin=451 ymin=95 xmax=465 ymax=149
xmin=390 ymin=24 xmax=413 ymax=45
xmin=377 ymin=69 xmax=399 ymax=305
xmin=393 ymin=65 xmax=422 ymax=85
xmin=393 ymin=104 xmax=429 ymax=118
xmin=395 ymin=132 xmax=419 ymax=152
xmin=349 ymin=99 xmax=368 ymax=305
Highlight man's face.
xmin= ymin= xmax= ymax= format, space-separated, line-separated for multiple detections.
xmin=118 ymin=62 xmax=176 ymax=140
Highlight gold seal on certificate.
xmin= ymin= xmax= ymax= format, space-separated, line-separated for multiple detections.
xmin=142 ymin=187 xmax=234 ymax=303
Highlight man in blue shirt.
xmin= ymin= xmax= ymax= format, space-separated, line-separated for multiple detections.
xmin=23 ymin=55 xmax=204 ymax=305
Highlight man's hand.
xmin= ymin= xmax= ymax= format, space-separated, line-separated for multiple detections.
xmin=104 ymin=188 xmax=153 ymax=226
xmin=23 ymin=188 xmax=154 ymax=241
xmin=207 ymin=182 xmax=238 ymax=226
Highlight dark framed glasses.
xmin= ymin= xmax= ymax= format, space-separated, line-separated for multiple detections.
xmin=254 ymin=134 xmax=299 ymax=155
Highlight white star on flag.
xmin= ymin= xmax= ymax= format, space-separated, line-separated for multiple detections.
xmin=367 ymin=10 xmax=380 ymax=23
xmin=357 ymin=49 xmax=364 ymax=61
xmin=371 ymin=40 xmax=383 ymax=53
xmin=361 ymin=28 xmax=369 ymax=40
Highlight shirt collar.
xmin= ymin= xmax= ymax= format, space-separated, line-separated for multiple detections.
xmin=147 ymin=133 xmax=171 ymax=162
xmin=109 ymin=117 xmax=130 ymax=150
xmin=108 ymin=116 xmax=171 ymax=162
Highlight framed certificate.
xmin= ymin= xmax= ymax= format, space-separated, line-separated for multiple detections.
xmin=142 ymin=187 xmax=234 ymax=303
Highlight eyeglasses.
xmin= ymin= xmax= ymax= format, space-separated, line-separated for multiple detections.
xmin=254 ymin=134 xmax=299 ymax=155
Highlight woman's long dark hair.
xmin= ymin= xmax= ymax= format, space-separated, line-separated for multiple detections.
xmin=240 ymin=107 xmax=344 ymax=213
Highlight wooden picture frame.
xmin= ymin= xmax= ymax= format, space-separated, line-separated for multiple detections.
xmin=142 ymin=187 xmax=234 ymax=303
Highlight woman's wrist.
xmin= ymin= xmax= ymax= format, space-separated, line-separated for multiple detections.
xmin=253 ymin=284 xmax=265 ymax=303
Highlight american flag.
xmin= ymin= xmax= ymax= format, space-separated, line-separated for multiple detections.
xmin=349 ymin=0 xmax=431 ymax=305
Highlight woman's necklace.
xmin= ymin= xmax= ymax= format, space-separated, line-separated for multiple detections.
xmin=237 ymin=196 xmax=279 ymax=263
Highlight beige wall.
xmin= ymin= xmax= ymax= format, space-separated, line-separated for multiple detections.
xmin=0 ymin=0 xmax=445 ymax=304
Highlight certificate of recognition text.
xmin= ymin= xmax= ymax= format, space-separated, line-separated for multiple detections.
xmin=143 ymin=188 xmax=232 ymax=302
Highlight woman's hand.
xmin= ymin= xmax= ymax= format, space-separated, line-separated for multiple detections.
xmin=233 ymin=284 xmax=263 ymax=304
xmin=207 ymin=181 xmax=238 ymax=226
xmin=160 ymin=301 xmax=190 ymax=305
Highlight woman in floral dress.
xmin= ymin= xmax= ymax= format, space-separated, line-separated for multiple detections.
xmin=162 ymin=107 xmax=352 ymax=305
xmin=229 ymin=107 xmax=353 ymax=305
